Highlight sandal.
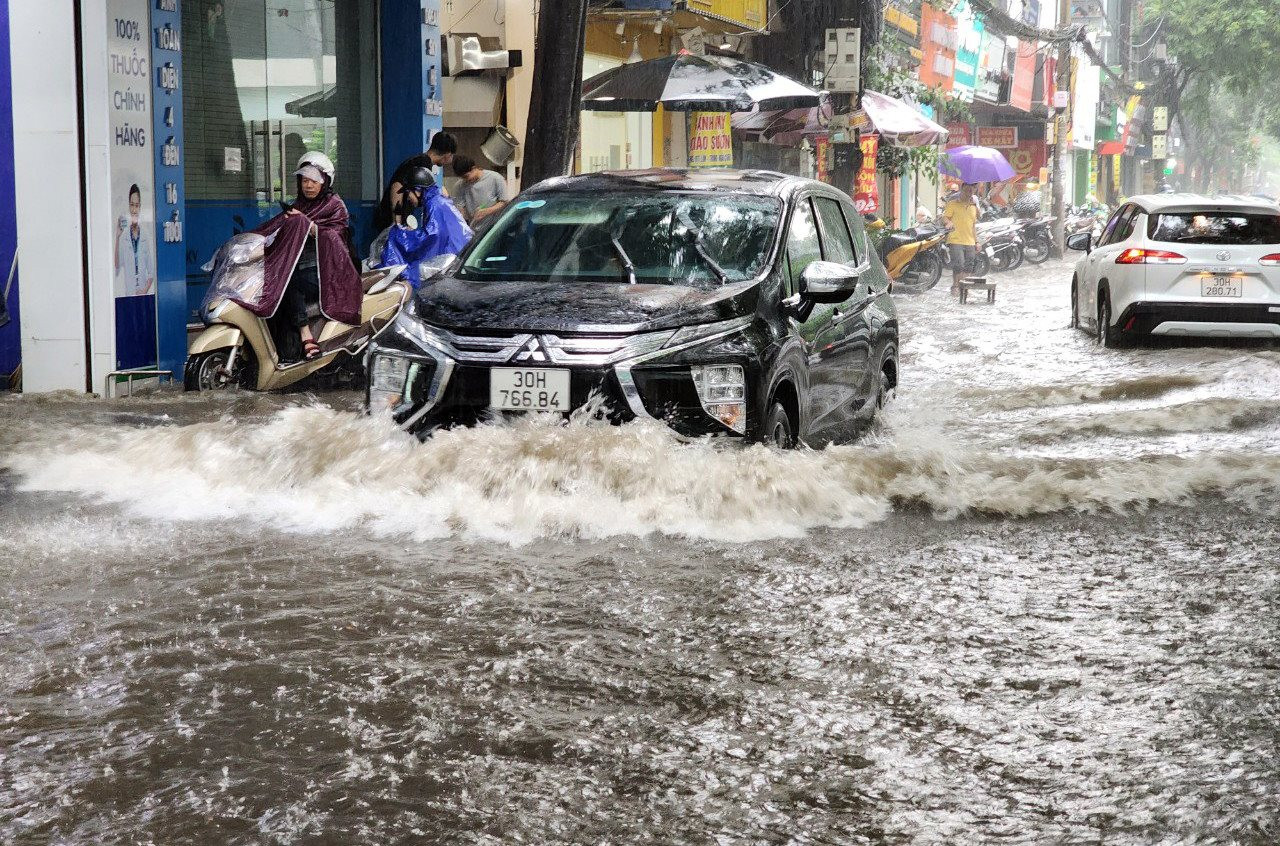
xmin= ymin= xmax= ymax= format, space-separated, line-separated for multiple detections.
xmin=303 ymin=339 xmax=322 ymax=360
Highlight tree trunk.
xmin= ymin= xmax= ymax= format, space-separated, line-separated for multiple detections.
xmin=522 ymin=0 xmax=589 ymax=190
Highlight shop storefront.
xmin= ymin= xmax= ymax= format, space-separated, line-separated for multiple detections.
xmin=8 ymin=0 xmax=442 ymax=393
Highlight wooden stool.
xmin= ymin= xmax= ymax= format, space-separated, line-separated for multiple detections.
xmin=959 ymin=277 xmax=996 ymax=304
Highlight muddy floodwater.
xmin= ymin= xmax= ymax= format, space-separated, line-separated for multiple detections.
xmin=2 ymin=261 xmax=1278 ymax=844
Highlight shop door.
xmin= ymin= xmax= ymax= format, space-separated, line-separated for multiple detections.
xmin=182 ymin=0 xmax=379 ymax=321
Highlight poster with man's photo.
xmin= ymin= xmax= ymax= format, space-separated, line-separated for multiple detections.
xmin=107 ymin=0 xmax=158 ymax=368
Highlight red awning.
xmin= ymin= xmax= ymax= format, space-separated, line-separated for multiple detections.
xmin=1097 ymin=140 xmax=1124 ymax=156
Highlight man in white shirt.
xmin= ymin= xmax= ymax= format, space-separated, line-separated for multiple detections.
xmin=114 ymin=183 xmax=155 ymax=296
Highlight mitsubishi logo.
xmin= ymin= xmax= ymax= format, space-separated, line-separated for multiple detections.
xmin=1217 ymin=250 xmax=1232 ymax=262
xmin=512 ymin=336 xmax=550 ymax=363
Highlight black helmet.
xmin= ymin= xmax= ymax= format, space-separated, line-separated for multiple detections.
xmin=403 ymin=165 xmax=434 ymax=190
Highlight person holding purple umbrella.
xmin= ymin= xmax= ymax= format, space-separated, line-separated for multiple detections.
xmin=942 ymin=183 xmax=980 ymax=295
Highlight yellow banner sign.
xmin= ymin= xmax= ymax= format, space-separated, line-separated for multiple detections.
xmin=688 ymin=112 xmax=733 ymax=168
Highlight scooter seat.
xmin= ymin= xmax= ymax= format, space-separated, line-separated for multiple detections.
xmin=879 ymin=232 xmax=918 ymax=261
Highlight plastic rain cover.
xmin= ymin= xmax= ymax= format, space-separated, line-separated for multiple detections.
xmin=199 ymin=232 xmax=277 ymax=323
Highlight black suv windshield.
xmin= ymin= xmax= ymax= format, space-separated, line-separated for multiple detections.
xmin=1149 ymin=211 xmax=1280 ymax=244
xmin=458 ymin=192 xmax=781 ymax=287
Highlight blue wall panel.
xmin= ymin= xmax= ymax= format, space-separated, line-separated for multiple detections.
xmin=0 ymin=0 xmax=18 ymax=381
xmin=381 ymin=0 xmax=427 ymax=178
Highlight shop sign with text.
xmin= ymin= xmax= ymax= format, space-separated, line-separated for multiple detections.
xmin=108 ymin=0 xmax=158 ymax=370
xmin=976 ymin=126 xmax=1018 ymax=148
xmin=853 ymin=134 xmax=879 ymax=214
xmin=687 ymin=112 xmax=733 ymax=168
xmin=920 ymin=4 xmax=957 ymax=92
xmin=945 ymin=122 xmax=972 ymax=148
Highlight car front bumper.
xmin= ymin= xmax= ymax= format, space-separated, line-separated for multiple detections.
xmin=365 ymin=312 xmax=762 ymax=439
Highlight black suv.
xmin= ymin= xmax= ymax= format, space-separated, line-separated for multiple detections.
xmin=366 ymin=168 xmax=899 ymax=447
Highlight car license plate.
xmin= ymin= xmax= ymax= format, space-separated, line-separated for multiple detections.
xmin=489 ymin=368 xmax=570 ymax=411
xmin=1202 ymin=275 xmax=1242 ymax=298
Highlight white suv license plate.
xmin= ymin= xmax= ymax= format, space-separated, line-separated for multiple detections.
xmin=1202 ymin=275 xmax=1243 ymax=298
xmin=490 ymin=368 xmax=571 ymax=412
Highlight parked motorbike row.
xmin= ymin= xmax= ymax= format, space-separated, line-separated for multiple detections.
xmin=872 ymin=198 xmax=1114 ymax=295
xmin=871 ymin=213 xmax=1060 ymax=294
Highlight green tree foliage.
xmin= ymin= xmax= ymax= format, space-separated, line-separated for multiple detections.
xmin=1146 ymin=0 xmax=1280 ymax=187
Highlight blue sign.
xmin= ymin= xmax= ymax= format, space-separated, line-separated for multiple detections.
xmin=151 ymin=0 xmax=185 ymax=378
xmin=423 ymin=0 xmax=443 ymax=149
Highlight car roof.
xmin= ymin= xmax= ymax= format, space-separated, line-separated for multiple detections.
xmin=523 ymin=168 xmax=837 ymax=201
xmin=1129 ymin=193 xmax=1280 ymax=214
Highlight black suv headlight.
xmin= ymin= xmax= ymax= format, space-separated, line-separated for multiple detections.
xmin=689 ymin=364 xmax=746 ymax=433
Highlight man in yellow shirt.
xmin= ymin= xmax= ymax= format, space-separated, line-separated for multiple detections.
xmin=942 ymin=183 xmax=980 ymax=294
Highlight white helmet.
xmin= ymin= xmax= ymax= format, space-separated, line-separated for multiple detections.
xmin=294 ymin=151 xmax=335 ymax=182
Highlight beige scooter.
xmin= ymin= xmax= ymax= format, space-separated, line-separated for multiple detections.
xmin=184 ymin=264 xmax=409 ymax=391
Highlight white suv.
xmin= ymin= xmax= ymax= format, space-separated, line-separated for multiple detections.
xmin=1068 ymin=194 xmax=1280 ymax=346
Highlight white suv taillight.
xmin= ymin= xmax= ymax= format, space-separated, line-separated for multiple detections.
xmin=690 ymin=364 xmax=746 ymax=434
xmin=1259 ymin=253 xmax=1280 ymax=266
xmin=1115 ymin=248 xmax=1187 ymax=265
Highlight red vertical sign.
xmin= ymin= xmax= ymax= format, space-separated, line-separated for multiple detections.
xmin=815 ymin=134 xmax=831 ymax=183
xmin=1011 ymin=39 xmax=1036 ymax=112
xmin=853 ymin=134 xmax=880 ymax=214
xmin=1042 ymin=56 xmax=1056 ymax=107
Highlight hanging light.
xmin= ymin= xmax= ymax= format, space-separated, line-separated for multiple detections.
xmin=627 ymin=36 xmax=643 ymax=64
xmin=615 ymin=18 xmax=626 ymax=37
xmin=653 ymin=16 xmax=664 ymax=35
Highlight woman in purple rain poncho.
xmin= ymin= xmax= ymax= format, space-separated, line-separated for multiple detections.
xmin=247 ymin=151 xmax=361 ymax=361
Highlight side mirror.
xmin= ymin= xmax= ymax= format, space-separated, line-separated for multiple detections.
xmin=1066 ymin=232 xmax=1092 ymax=253
xmin=417 ymin=253 xmax=457 ymax=282
xmin=800 ymin=260 xmax=860 ymax=303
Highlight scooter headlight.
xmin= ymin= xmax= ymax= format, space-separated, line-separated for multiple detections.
xmin=690 ymin=364 xmax=746 ymax=434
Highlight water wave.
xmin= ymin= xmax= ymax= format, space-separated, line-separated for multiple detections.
xmin=6 ymin=405 xmax=1279 ymax=543
xmin=1025 ymin=397 xmax=1280 ymax=440
xmin=962 ymin=373 xmax=1212 ymax=411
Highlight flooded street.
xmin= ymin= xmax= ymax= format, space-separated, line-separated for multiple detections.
xmin=2 ymin=261 xmax=1278 ymax=844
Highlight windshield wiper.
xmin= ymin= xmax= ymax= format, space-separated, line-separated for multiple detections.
xmin=610 ymin=235 xmax=637 ymax=285
xmin=693 ymin=241 xmax=729 ymax=285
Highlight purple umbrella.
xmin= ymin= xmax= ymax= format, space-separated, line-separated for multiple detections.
xmin=940 ymin=145 xmax=1016 ymax=184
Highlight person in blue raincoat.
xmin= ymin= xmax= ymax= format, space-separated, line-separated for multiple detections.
xmin=379 ymin=166 xmax=472 ymax=286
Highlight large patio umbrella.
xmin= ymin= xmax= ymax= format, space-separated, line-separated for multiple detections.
xmin=859 ymin=90 xmax=948 ymax=148
xmin=940 ymin=145 xmax=1016 ymax=184
xmin=732 ymin=94 xmax=832 ymax=139
xmin=582 ymin=53 xmax=821 ymax=113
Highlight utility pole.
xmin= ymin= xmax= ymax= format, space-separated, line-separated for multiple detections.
xmin=522 ymin=0 xmax=589 ymax=189
xmin=1049 ymin=0 xmax=1070 ymax=257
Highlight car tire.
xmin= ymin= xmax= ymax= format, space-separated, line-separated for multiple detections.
xmin=875 ymin=346 xmax=898 ymax=411
xmin=1070 ymin=278 xmax=1079 ymax=329
xmin=764 ymin=401 xmax=796 ymax=449
xmin=1096 ymin=291 xmax=1128 ymax=348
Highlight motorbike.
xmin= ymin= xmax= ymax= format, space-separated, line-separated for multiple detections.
xmin=185 ymin=233 xmax=414 ymax=392
xmin=974 ymin=218 xmax=1024 ymax=275
xmin=1018 ymin=216 xmax=1054 ymax=265
xmin=867 ymin=216 xmax=948 ymax=294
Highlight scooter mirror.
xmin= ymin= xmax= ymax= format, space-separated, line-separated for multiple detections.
xmin=417 ymin=254 xmax=458 ymax=282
